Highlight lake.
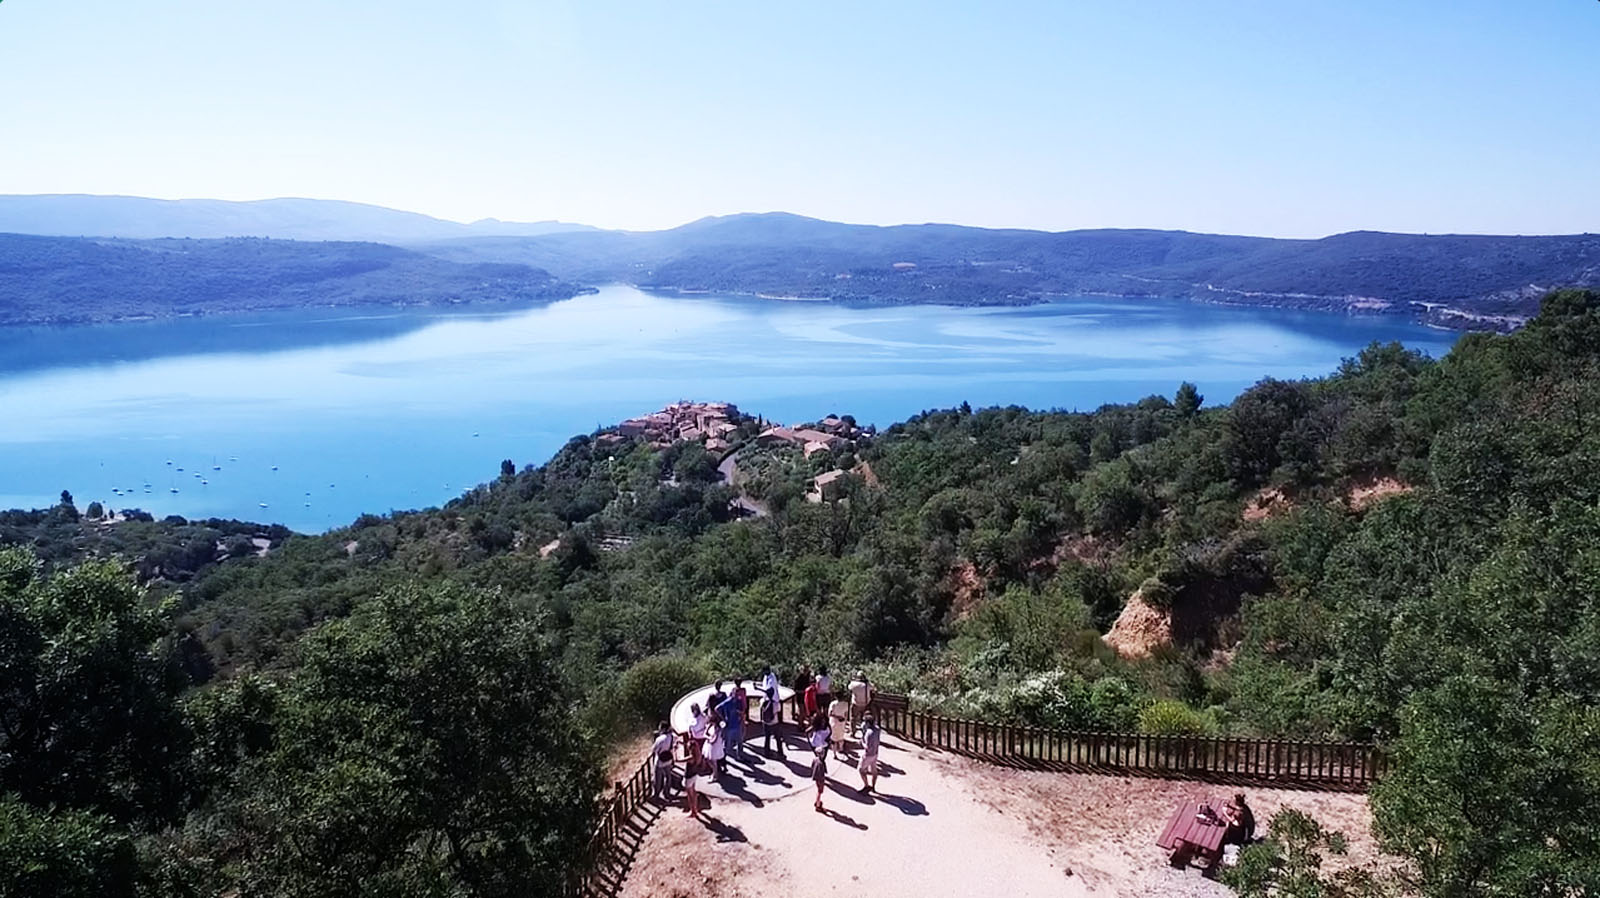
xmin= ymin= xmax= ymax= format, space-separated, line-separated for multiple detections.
xmin=0 ymin=285 xmax=1458 ymax=531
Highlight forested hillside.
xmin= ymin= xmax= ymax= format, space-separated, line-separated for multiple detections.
xmin=4 ymin=291 xmax=1599 ymax=897
xmin=419 ymin=213 xmax=1600 ymax=328
xmin=0 ymin=234 xmax=590 ymax=325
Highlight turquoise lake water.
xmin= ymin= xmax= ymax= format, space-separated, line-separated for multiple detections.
xmin=0 ymin=285 xmax=1459 ymax=531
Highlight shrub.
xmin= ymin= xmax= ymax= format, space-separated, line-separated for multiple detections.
xmin=1137 ymin=699 xmax=1214 ymax=735
xmin=0 ymin=798 xmax=139 ymax=898
xmin=618 ymin=655 xmax=708 ymax=724
xmin=1220 ymin=808 xmax=1363 ymax=898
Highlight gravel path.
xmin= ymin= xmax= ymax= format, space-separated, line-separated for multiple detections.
xmin=615 ymin=732 xmax=1386 ymax=898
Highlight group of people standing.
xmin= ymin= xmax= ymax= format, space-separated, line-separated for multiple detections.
xmin=649 ymin=665 xmax=882 ymax=818
xmin=797 ymin=666 xmax=881 ymax=813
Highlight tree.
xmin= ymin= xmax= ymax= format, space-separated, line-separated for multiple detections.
xmin=85 ymin=501 xmax=105 ymax=520
xmin=1175 ymin=381 xmax=1203 ymax=417
xmin=231 ymin=582 xmax=601 ymax=898
xmin=0 ymin=549 xmax=189 ymax=827
xmin=499 ymin=459 xmax=516 ymax=481
xmin=0 ymin=797 xmax=139 ymax=898
xmin=1372 ymin=677 xmax=1600 ymax=898
xmin=1224 ymin=378 xmax=1309 ymax=485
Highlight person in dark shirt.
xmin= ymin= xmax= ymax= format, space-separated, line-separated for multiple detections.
xmin=791 ymin=666 xmax=812 ymax=719
xmin=715 ymin=689 xmax=745 ymax=763
xmin=1223 ymin=793 xmax=1256 ymax=844
xmin=760 ymin=684 xmax=784 ymax=758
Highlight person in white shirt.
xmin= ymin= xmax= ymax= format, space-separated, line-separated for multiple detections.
xmin=815 ymin=667 xmax=832 ymax=703
xmin=828 ymin=694 xmax=851 ymax=760
xmin=687 ymin=703 xmax=708 ymax=764
xmin=650 ymin=722 xmax=676 ymax=800
xmin=848 ymin=671 xmax=873 ymax=734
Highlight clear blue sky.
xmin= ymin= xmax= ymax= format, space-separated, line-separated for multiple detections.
xmin=1 ymin=0 xmax=1595 ymax=236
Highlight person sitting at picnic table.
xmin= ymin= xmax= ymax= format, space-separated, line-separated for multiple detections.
xmin=848 ymin=670 xmax=873 ymax=734
xmin=1222 ymin=793 xmax=1256 ymax=845
xmin=857 ymin=711 xmax=882 ymax=793
xmin=827 ymin=691 xmax=851 ymax=760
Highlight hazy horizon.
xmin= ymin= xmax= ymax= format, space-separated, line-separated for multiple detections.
xmin=2 ymin=2 xmax=1596 ymax=238
xmin=3 ymin=192 xmax=1595 ymax=241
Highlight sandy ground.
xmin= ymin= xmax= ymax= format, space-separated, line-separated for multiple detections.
xmin=614 ymin=733 xmax=1386 ymax=898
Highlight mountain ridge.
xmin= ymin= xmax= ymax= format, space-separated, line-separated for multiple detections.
xmin=0 ymin=194 xmax=596 ymax=243
xmin=3 ymin=196 xmax=1598 ymax=329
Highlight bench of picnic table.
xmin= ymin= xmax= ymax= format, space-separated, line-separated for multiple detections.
xmin=1156 ymin=796 xmax=1228 ymax=868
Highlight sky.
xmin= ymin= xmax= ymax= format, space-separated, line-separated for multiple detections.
xmin=0 ymin=0 xmax=1596 ymax=237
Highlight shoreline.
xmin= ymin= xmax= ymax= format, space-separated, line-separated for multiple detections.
xmin=632 ymin=282 xmax=1509 ymax=332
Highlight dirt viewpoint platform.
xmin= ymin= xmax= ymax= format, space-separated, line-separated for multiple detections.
xmin=618 ymin=732 xmax=1382 ymax=898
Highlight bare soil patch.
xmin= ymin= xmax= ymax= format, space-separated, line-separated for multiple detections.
xmin=1103 ymin=590 xmax=1173 ymax=659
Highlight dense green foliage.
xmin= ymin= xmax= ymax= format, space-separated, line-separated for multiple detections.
xmin=0 ymin=797 xmax=140 ymax=898
xmin=1223 ymin=808 xmax=1384 ymax=898
xmin=0 ymin=551 xmax=599 ymax=896
xmin=6 ymin=290 xmax=1600 ymax=895
xmin=220 ymin=584 xmax=600 ymax=898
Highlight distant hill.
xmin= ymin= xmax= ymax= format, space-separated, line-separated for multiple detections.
xmin=418 ymin=212 xmax=1600 ymax=329
xmin=4 ymin=198 xmax=1597 ymax=329
xmin=0 ymin=195 xmax=596 ymax=243
xmin=0 ymin=234 xmax=591 ymax=325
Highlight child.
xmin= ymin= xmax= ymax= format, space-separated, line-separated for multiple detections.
xmin=704 ymin=714 xmax=727 ymax=776
xmin=808 ymin=717 xmax=830 ymax=812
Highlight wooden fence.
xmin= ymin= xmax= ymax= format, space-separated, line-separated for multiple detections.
xmin=573 ymin=756 xmax=657 ymax=897
xmin=872 ymin=693 xmax=1384 ymax=790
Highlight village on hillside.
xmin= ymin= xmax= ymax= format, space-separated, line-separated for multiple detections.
xmin=594 ymin=400 xmax=877 ymax=505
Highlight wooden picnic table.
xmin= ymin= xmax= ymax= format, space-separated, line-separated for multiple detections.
xmin=1156 ymin=795 xmax=1229 ymax=868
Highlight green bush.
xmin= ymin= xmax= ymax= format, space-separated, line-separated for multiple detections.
xmin=0 ymin=797 xmax=139 ymax=898
xmin=618 ymin=655 xmax=708 ymax=724
xmin=1137 ymin=699 xmax=1214 ymax=735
